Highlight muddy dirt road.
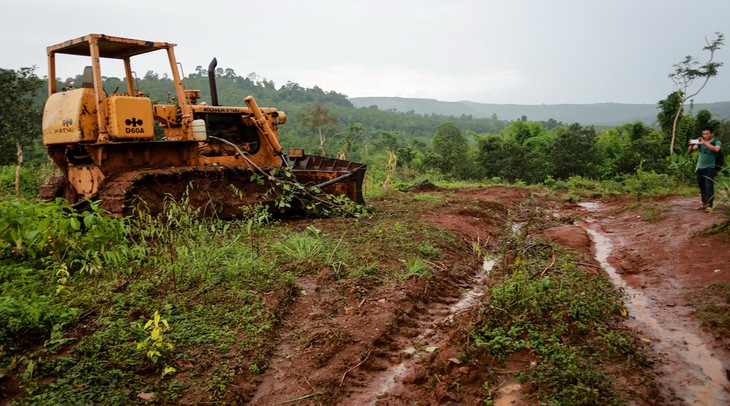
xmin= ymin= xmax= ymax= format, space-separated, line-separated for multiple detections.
xmin=582 ymin=197 xmax=730 ymax=405
xmin=241 ymin=187 xmax=730 ymax=405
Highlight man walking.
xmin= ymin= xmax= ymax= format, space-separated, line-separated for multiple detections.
xmin=688 ymin=126 xmax=722 ymax=211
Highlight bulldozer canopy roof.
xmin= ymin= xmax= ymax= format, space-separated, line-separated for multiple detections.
xmin=47 ymin=34 xmax=175 ymax=59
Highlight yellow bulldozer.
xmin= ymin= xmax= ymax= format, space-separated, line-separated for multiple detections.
xmin=38 ymin=34 xmax=366 ymax=217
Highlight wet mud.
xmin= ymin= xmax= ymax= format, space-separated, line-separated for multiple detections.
xmin=215 ymin=189 xmax=730 ymax=404
xmin=582 ymin=198 xmax=730 ymax=405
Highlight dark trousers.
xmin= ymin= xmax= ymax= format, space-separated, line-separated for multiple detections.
xmin=696 ymin=167 xmax=716 ymax=207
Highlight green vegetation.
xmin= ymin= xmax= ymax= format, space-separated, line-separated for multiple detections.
xmin=694 ymin=283 xmax=730 ymax=335
xmin=665 ymin=32 xmax=724 ymax=153
xmin=713 ymin=178 xmax=730 ymax=217
xmin=0 ymin=198 xmax=292 ymax=403
xmin=0 ymin=191 xmax=463 ymax=403
xmin=0 ymin=67 xmax=44 ymax=166
xmin=469 ymin=227 xmax=647 ymax=405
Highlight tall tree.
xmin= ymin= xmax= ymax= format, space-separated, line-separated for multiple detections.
xmin=0 ymin=67 xmax=43 ymax=165
xmin=375 ymin=131 xmax=399 ymax=152
xmin=549 ymin=123 xmax=597 ymax=179
xmin=666 ymin=32 xmax=724 ymax=154
xmin=297 ymin=104 xmax=339 ymax=155
xmin=339 ymin=122 xmax=365 ymax=160
xmin=427 ymin=122 xmax=469 ymax=177
xmin=692 ymin=109 xmax=721 ymax=139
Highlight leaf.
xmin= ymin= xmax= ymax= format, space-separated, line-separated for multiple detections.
xmin=425 ymin=346 xmax=437 ymax=353
xmin=83 ymin=214 xmax=94 ymax=228
xmin=619 ymin=307 xmax=628 ymax=317
xmin=162 ymin=366 xmax=177 ymax=377
xmin=137 ymin=392 xmax=154 ymax=401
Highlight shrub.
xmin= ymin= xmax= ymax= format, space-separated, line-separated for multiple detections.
xmin=621 ymin=168 xmax=674 ymax=199
xmin=0 ymin=165 xmax=51 ymax=200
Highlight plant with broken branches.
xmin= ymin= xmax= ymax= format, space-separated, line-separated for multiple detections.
xmin=251 ymin=166 xmax=369 ymax=217
xmin=667 ymin=32 xmax=724 ymax=154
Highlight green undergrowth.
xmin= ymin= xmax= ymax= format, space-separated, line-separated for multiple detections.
xmin=0 ymin=197 xmax=299 ymax=404
xmin=0 ymin=165 xmax=51 ymax=200
xmin=0 ymin=190 xmax=460 ymax=404
xmin=469 ymin=226 xmax=648 ymax=405
xmin=540 ymin=172 xmax=696 ymax=203
xmin=711 ymin=179 xmax=730 ymax=222
xmin=692 ymin=283 xmax=730 ymax=335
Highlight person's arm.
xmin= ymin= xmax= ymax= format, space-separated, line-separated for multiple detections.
xmin=688 ymin=140 xmax=699 ymax=153
xmin=699 ymin=138 xmax=721 ymax=153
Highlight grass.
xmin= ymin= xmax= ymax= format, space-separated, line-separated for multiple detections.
xmin=0 ymin=186 xmax=469 ymax=403
xmin=0 ymin=197 xmax=298 ymax=404
xmin=0 ymin=165 xmax=52 ymax=200
xmin=712 ymin=178 xmax=730 ymax=220
xmin=693 ymin=283 xmax=730 ymax=335
xmin=397 ymin=257 xmax=432 ymax=281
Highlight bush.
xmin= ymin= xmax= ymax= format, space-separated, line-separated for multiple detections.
xmin=621 ymin=169 xmax=674 ymax=199
xmin=0 ymin=290 xmax=79 ymax=344
xmin=0 ymin=165 xmax=51 ymax=200
xmin=0 ymin=199 xmax=132 ymax=274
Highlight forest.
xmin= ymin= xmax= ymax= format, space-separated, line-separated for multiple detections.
xmin=2 ymin=63 xmax=729 ymax=196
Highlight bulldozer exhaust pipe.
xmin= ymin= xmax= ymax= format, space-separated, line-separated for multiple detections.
xmin=208 ymin=58 xmax=219 ymax=106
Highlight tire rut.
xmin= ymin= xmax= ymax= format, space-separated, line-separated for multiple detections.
xmin=249 ymin=254 xmax=491 ymax=405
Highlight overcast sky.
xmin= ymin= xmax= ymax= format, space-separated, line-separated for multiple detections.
xmin=3 ymin=0 xmax=728 ymax=105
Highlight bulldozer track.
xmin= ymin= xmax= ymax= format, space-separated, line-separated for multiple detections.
xmin=97 ymin=166 xmax=277 ymax=218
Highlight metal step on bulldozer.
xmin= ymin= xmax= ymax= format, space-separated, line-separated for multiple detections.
xmin=38 ymin=34 xmax=366 ymax=218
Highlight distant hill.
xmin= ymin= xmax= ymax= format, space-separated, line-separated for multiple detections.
xmin=349 ymin=97 xmax=730 ymax=127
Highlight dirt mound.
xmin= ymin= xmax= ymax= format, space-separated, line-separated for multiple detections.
xmin=542 ymin=224 xmax=593 ymax=257
xmin=403 ymin=179 xmax=441 ymax=192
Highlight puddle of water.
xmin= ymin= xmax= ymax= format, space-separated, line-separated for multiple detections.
xmin=578 ymin=201 xmax=600 ymax=211
xmin=448 ymin=259 xmax=495 ymax=314
xmin=371 ymin=362 xmax=407 ymax=405
xmin=373 ymin=259 xmax=498 ymax=402
xmin=587 ymin=228 xmax=728 ymax=405
xmin=483 ymin=258 xmax=496 ymax=275
xmin=494 ymin=382 xmax=523 ymax=406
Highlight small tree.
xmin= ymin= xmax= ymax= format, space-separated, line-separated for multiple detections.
xmin=667 ymin=32 xmax=724 ymax=154
xmin=549 ymin=123 xmax=597 ymax=180
xmin=297 ymin=103 xmax=339 ymax=155
xmin=339 ymin=123 xmax=365 ymax=160
xmin=427 ymin=122 xmax=470 ymax=178
xmin=0 ymin=67 xmax=44 ymax=166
